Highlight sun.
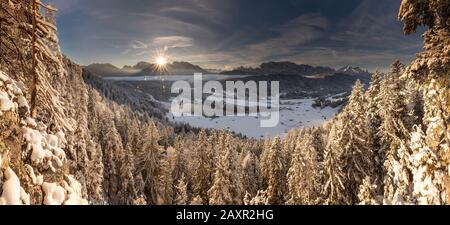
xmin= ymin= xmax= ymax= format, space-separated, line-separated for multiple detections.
xmin=156 ymin=56 xmax=167 ymax=67
xmin=151 ymin=50 xmax=170 ymax=74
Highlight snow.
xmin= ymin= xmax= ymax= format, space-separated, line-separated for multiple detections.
xmin=0 ymin=167 xmax=30 ymax=205
xmin=25 ymin=117 xmax=38 ymax=127
xmin=42 ymin=182 xmax=66 ymax=205
xmin=63 ymin=176 xmax=88 ymax=205
xmin=167 ymin=98 xmax=339 ymax=138
xmin=17 ymin=95 xmax=29 ymax=110
xmin=0 ymin=71 xmax=10 ymax=82
xmin=21 ymin=121 xmax=66 ymax=166
xmin=7 ymin=82 xmax=24 ymax=96
xmin=25 ymin=164 xmax=44 ymax=185
xmin=0 ymin=91 xmax=15 ymax=112
xmin=105 ymin=74 xmax=250 ymax=82
xmin=22 ymin=127 xmax=53 ymax=163
xmin=46 ymin=134 xmax=66 ymax=161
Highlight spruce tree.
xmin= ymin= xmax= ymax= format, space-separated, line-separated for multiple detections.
xmin=136 ymin=122 xmax=163 ymax=204
xmin=322 ymin=123 xmax=348 ymax=204
xmin=400 ymin=0 xmax=450 ymax=201
xmin=265 ymin=137 xmax=287 ymax=205
xmin=335 ymin=80 xmax=374 ymax=203
xmin=380 ymin=61 xmax=414 ymax=204
xmin=208 ymin=132 xmax=243 ymax=205
xmin=192 ymin=129 xmax=212 ymax=204
xmin=409 ymin=125 xmax=441 ymax=204
xmin=174 ymin=174 xmax=188 ymax=205
xmin=365 ymin=71 xmax=384 ymax=185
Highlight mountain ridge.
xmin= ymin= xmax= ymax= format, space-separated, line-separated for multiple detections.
xmin=86 ymin=60 xmax=371 ymax=78
xmin=85 ymin=61 xmax=209 ymax=77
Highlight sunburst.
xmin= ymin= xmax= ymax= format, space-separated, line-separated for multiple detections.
xmin=152 ymin=49 xmax=170 ymax=75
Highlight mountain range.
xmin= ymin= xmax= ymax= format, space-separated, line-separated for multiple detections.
xmin=85 ymin=61 xmax=209 ymax=77
xmin=85 ymin=61 xmax=371 ymax=78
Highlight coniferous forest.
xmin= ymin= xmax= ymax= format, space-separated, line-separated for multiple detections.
xmin=0 ymin=0 xmax=449 ymax=205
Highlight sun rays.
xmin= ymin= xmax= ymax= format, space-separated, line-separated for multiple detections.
xmin=152 ymin=49 xmax=170 ymax=75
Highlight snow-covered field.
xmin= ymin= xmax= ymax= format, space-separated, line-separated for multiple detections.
xmin=107 ymin=74 xmax=341 ymax=138
xmin=106 ymin=74 xmax=249 ymax=82
xmin=166 ymin=98 xmax=339 ymax=138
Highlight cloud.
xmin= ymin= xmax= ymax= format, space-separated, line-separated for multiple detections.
xmin=130 ymin=40 xmax=148 ymax=49
xmin=245 ymin=14 xmax=329 ymax=60
xmin=126 ymin=36 xmax=194 ymax=58
xmin=50 ymin=0 xmax=423 ymax=70
xmin=152 ymin=36 xmax=194 ymax=50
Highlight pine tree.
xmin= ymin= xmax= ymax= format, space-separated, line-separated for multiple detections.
xmin=265 ymin=137 xmax=287 ymax=205
xmin=380 ymin=61 xmax=414 ymax=204
xmin=85 ymin=140 xmax=105 ymax=204
xmin=174 ymin=174 xmax=188 ymax=205
xmin=208 ymin=132 xmax=243 ymax=205
xmin=398 ymin=0 xmax=450 ymax=204
xmin=192 ymin=129 xmax=212 ymax=204
xmin=118 ymin=143 xmax=139 ymax=205
xmin=365 ymin=71 xmax=384 ymax=186
xmin=287 ymin=134 xmax=308 ymax=204
xmin=322 ymin=123 xmax=348 ymax=204
xmin=409 ymin=125 xmax=441 ymax=204
xmin=97 ymin=114 xmax=124 ymax=204
xmin=157 ymin=150 xmax=173 ymax=205
xmin=334 ymin=80 xmax=374 ymax=203
xmin=168 ymin=142 xmax=188 ymax=190
xmin=241 ymin=150 xmax=261 ymax=197
xmin=136 ymin=122 xmax=163 ymax=204
xmin=358 ymin=176 xmax=381 ymax=205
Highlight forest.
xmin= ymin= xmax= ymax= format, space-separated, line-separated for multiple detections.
xmin=0 ymin=0 xmax=449 ymax=205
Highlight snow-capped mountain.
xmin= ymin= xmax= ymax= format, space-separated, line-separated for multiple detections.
xmin=221 ymin=61 xmax=335 ymax=76
xmin=337 ymin=66 xmax=371 ymax=76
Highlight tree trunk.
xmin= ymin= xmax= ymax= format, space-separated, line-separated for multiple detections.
xmin=30 ymin=0 xmax=38 ymax=118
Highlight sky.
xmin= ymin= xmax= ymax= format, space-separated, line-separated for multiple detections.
xmin=44 ymin=0 xmax=424 ymax=71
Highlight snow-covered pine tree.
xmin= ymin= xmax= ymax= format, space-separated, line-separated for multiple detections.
xmin=333 ymin=80 xmax=374 ymax=203
xmin=322 ymin=121 xmax=348 ymax=204
xmin=286 ymin=127 xmax=324 ymax=205
xmin=286 ymin=133 xmax=308 ymax=204
xmin=0 ymin=0 xmax=69 ymax=128
xmin=174 ymin=174 xmax=188 ymax=205
xmin=241 ymin=150 xmax=261 ymax=197
xmin=265 ymin=137 xmax=287 ymax=205
xmin=168 ymin=140 xmax=189 ymax=190
xmin=191 ymin=129 xmax=212 ymax=204
xmin=208 ymin=132 xmax=243 ymax=205
xmin=156 ymin=149 xmax=173 ymax=205
xmin=409 ymin=125 xmax=441 ymax=204
xmin=206 ymin=131 xmax=218 ymax=179
xmin=358 ymin=176 xmax=381 ymax=205
xmin=136 ymin=121 xmax=163 ymax=204
xmin=117 ymin=143 xmax=139 ymax=205
xmin=379 ymin=60 xmax=414 ymax=204
xmin=98 ymin=116 xmax=124 ymax=204
xmin=365 ymin=71 xmax=384 ymax=187
xmin=308 ymin=127 xmax=326 ymax=203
